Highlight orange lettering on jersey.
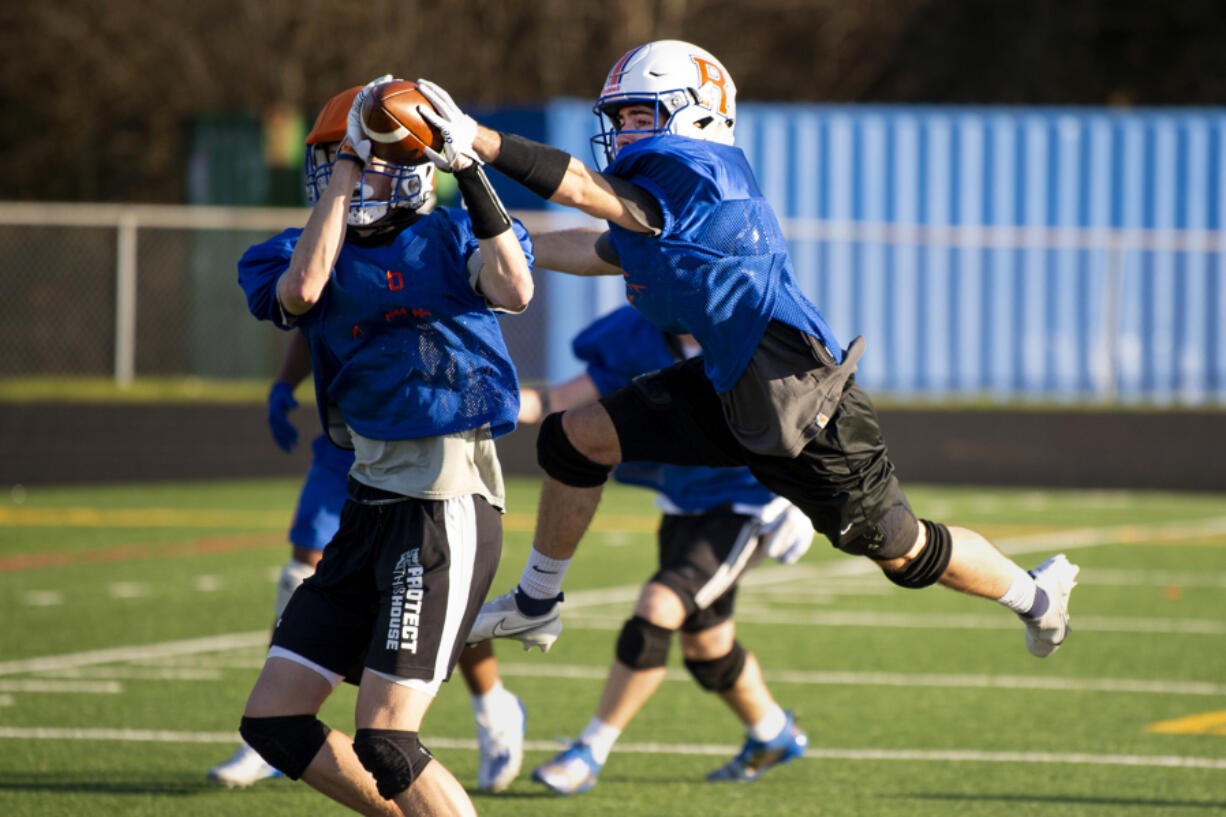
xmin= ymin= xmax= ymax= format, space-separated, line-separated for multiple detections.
xmin=352 ymin=325 xmax=364 ymax=338
xmin=411 ymin=308 xmax=431 ymax=318
xmin=386 ymin=270 xmax=404 ymax=291
xmin=692 ymin=57 xmax=729 ymax=115
xmin=623 ymin=271 xmax=647 ymax=295
xmin=386 ymin=307 xmax=409 ymax=321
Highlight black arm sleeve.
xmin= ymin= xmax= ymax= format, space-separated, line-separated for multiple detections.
xmin=489 ymin=132 xmax=572 ymax=200
xmin=454 ymin=165 xmax=512 ymax=239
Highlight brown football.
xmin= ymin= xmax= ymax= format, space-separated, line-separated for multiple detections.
xmin=359 ymin=80 xmax=443 ymax=165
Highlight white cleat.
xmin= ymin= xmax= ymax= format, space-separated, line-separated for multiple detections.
xmin=475 ymin=693 xmax=527 ymax=792
xmin=1022 ymin=554 xmax=1080 ymax=657
xmin=207 ymin=741 xmax=281 ymax=788
xmin=467 ymin=590 xmax=562 ymax=652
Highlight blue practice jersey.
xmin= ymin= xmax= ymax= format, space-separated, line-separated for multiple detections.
xmin=288 ymin=434 xmax=353 ymax=551
xmin=574 ymin=306 xmax=774 ymax=513
xmin=605 ymin=135 xmax=842 ymax=392
xmin=239 ymin=207 xmax=533 ymax=443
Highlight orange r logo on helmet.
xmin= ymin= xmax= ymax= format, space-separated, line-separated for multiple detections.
xmin=691 ymin=57 xmax=729 ymax=115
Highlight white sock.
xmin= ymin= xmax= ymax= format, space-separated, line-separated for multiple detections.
xmin=518 ymin=549 xmax=571 ymax=600
xmin=747 ymin=705 xmax=788 ymax=742
xmin=995 ymin=564 xmax=1039 ymax=614
xmin=471 ymin=679 xmax=513 ymax=717
xmin=578 ymin=717 xmax=621 ymax=765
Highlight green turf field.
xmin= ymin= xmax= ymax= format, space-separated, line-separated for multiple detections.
xmin=1 ymin=477 xmax=1224 ymax=816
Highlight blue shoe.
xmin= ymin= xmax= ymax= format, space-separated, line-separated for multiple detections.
xmin=531 ymin=741 xmax=603 ymax=795
xmin=707 ymin=713 xmax=808 ymax=783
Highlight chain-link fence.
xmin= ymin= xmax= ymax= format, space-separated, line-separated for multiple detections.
xmin=0 ymin=203 xmax=572 ymax=386
xmin=3 ymin=202 xmax=1224 ymax=405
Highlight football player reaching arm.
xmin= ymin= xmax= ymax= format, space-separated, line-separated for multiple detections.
xmin=418 ymin=80 xmax=663 ymax=241
xmin=528 ymin=228 xmax=624 ymax=278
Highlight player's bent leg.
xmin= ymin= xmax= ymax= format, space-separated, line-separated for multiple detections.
xmin=238 ymin=666 xmax=400 ymax=814
xmin=688 ymin=640 xmax=806 ymax=785
xmin=875 ymin=518 xmax=1080 ymax=656
xmin=679 ymin=626 xmax=808 ymax=784
xmin=238 ymin=655 xmax=339 ymax=780
xmin=354 ymin=668 xmax=478 ymax=816
xmin=209 ymin=551 xmax=323 ymax=788
xmin=472 ymin=405 xmax=620 ymax=652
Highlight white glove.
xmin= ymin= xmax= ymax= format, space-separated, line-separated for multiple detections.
xmin=414 ymin=78 xmax=481 ymax=171
xmin=760 ymin=502 xmax=815 ymax=565
xmin=341 ymin=74 xmax=395 ymax=166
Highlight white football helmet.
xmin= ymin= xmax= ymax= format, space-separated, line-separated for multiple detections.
xmin=304 ymin=86 xmax=435 ymax=226
xmin=592 ymin=40 xmax=737 ymax=164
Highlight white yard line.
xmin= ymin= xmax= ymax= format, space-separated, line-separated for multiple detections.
xmin=0 ymin=632 xmax=267 ymax=678
xmin=36 ymin=667 xmax=223 ymax=681
xmin=565 ymin=608 xmax=1226 ymax=636
xmin=0 ymin=727 xmax=1222 ymax=770
xmin=493 ymin=663 xmax=1226 ymax=697
xmin=0 ymin=679 xmax=121 ymax=694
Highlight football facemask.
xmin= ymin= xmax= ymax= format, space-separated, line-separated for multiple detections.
xmin=304 ymin=146 xmax=434 ymax=226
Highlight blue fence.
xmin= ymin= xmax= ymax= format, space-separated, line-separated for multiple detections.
xmin=525 ymin=101 xmax=1226 ymax=406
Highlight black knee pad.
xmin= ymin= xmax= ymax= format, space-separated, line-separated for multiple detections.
xmin=839 ymin=500 xmax=919 ymax=559
xmin=536 ymin=412 xmax=611 ymax=487
xmin=884 ymin=519 xmax=952 ymax=589
xmin=352 ymin=728 xmax=433 ymax=800
xmin=684 ymin=641 xmax=747 ymax=692
xmin=239 ymin=714 xmax=331 ymax=780
xmin=615 ymin=615 xmax=673 ymax=670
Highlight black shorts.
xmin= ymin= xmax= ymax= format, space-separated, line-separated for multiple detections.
xmin=652 ymin=508 xmax=767 ymax=633
xmin=602 ymin=355 xmax=916 ymax=560
xmin=271 ymin=479 xmax=502 ymax=686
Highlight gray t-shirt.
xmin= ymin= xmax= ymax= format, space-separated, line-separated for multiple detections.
xmin=346 ymin=424 xmax=506 ymax=511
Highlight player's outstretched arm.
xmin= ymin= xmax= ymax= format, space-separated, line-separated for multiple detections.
xmin=518 ymin=373 xmax=601 ymax=425
xmin=474 ymin=127 xmax=658 ymax=234
xmin=413 ymin=78 xmax=656 ymax=234
xmin=531 ymin=229 xmax=623 ymax=277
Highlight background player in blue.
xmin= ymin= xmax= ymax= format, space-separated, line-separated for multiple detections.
xmin=517 ymin=306 xmax=813 ymax=793
xmin=416 ymin=42 xmax=1079 ymax=661
xmin=207 ymin=332 xmax=528 ymax=794
xmin=235 ymin=76 xmax=533 ymax=817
